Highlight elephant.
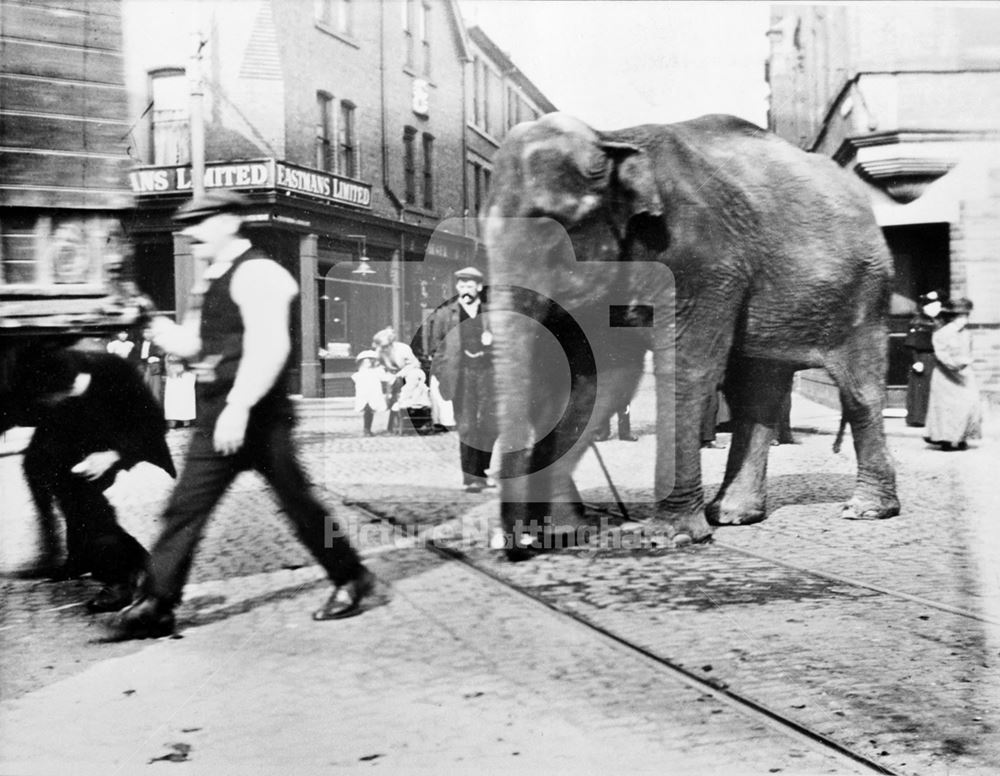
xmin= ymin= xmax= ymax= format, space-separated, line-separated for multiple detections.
xmin=482 ymin=112 xmax=900 ymax=556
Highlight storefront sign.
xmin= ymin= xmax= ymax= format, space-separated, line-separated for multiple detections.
xmin=129 ymin=159 xmax=372 ymax=210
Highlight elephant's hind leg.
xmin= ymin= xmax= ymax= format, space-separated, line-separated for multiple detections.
xmin=826 ymin=334 xmax=900 ymax=520
xmin=707 ymin=360 xmax=793 ymax=526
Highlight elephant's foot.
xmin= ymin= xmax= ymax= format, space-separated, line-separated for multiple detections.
xmin=648 ymin=507 xmax=714 ymax=547
xmin=841 ymin=493 xmax=900 ymax=521
xmin=706 ymin=496 xmax=767 ymax=527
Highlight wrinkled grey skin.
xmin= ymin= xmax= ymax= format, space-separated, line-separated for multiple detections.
xmin=484 ymin=112 xmax=900 ymax=551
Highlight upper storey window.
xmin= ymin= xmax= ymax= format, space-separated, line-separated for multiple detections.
xmin=316 ymin=0 xmax=353 ymax=36
xmin=149 ymin=68 xmax=189 ymax=165
xmin=403 ymin=0 xmax=431 ymax=75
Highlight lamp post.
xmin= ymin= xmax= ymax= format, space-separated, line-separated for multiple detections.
xmin=188 ymin=26 xmax=206 ymax=199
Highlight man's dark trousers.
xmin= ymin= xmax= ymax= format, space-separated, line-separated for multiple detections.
xmin=453 ymin=360 xmax=495 ymax=486
xmin=145 ymin=404 xmax=363 ymax=606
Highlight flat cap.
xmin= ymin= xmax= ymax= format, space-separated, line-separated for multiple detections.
xmin=173 ymin=189 xmax=252 ymax=223
xmin=454 ymin=266 xmax=484 ymax=281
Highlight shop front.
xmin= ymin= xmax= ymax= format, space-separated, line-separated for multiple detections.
xmin=128 ymin=159 xmax=478 ymax=398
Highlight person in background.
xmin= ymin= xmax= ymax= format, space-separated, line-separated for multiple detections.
xmin=904 ymin=290 xmax=945 ymax=427
xmin=162 ymin=355 xmax=196 ymax=428
xmin=422 ymin=267 xmax=497 ymax=492
xmin=137 ymin=327 xmax=165 ymax=406
xmin=351 ymin=349 xmax=387 ymax=436
xmin=924 ymin=297 xmax=982 ymax=451
xmin=109 ymin=190 xmax=383 ymax=640
xmin=372 ymin=326 xmax=420 ymax=433
xmin=700 ymin=388 xmax=728 ymax=450
xmin=594 ymin=403 xmax=638 ymax=442
xmin=106 ymin=330 xmax=136 ymax=361
xmin=3 ymin=347 xmax=175 ymax=612
xmin=773 ymin=390 xmax=796 ymax=446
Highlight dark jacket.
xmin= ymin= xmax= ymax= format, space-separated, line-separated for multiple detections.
xmin=7 ymin=348 xmax=175 ymax=478
xmin=421 ymin=293 xmax=492 ymax=402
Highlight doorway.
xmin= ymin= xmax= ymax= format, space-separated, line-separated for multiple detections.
xmin=882 ymin=223 xmax=950 ymax=403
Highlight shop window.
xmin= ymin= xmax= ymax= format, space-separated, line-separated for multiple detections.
xmin=422 ymin=133 xmax=434 ymax=210
xmin=149 ymin=68 xmax=189 ymax=165
xmin=316 ymin=91 xmax=334 ymax=171
xmin=339 ymin=101 xmax=357 ymax=177
xmin=403 ymin=126 xmax=416 ymax=204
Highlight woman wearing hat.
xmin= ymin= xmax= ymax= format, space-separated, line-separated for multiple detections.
xmin=924 ymin=297 xmax=982 ymax=450
xmin=904 ymin=290 xmax=945 ymax=426
xmin=371 ymin=327 xmax=421 ymax=433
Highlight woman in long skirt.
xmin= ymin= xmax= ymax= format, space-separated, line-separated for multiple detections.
xmin=924 ymin=298 xmax=982 ymax=450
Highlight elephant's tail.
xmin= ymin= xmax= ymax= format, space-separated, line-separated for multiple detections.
xmin=832 ymin=414 xmax=849 ymax=454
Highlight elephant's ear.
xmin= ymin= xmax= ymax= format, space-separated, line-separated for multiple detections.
xmin=601 ymin=141 xmax=670 ymax=253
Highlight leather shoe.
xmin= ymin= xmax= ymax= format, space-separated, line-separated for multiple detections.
xmin=313 ymin=568 xmax=383 ymax=621
xmin=105 ymin=597 xmax=176 ymax=641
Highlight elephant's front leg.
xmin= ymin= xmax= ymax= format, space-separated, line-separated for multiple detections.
xmin=707 ymin=359 xmax=793 ymax=526
xmin=653 ymin=348 xmax=714 ymax=545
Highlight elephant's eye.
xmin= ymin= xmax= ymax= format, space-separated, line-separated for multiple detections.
xmin=586 ymin=157 xmax=609 ymax=182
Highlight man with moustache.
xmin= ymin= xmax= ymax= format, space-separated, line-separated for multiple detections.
xmin=421 ymin=267 xmax=497 ymax=492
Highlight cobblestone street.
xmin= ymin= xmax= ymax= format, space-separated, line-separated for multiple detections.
xmin=2 ymin=377 xmax=999 ymax=774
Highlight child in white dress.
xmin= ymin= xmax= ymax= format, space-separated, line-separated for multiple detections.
xmin=352 ymin=350 xmax=388 ymax=436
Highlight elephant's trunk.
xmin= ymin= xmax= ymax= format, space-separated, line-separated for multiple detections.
xmin=489 ymin=284 xmax=541 ymax=552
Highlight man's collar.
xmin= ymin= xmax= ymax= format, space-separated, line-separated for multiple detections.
xmin=203 ymin=238 xmax=252 ymax=279
xmin=459 ymin=297 xmax=480 ymax=316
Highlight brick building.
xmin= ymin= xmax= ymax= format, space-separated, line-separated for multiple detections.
xmin=766 ymin=4 xmax=1000 ymax=407
xmin=120 ymin=0 xmax=554 ymax=397
xmin=0 ymin=0 xmax=132 ymax=308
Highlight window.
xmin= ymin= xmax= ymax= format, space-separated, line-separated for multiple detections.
xmin=149 ymin=69 xmax=189 ymax=164
xmin=468 ymin=160 xmax=490 ymax=226
xmin=419 ymin=1 xmax=431 ymax=76
xmin=403 ymin=126 xmax=416 ymax=205
xmin=484 ymin=68 xmax=499 ymax=135
xmin=422 ymin=133 xmax=434 ymax=209
xmin=402 ymin=0 xmax=415 ymax=69
xmin=316 ymin=91 xmax=334 ymax=171
xmin=1 ymin=212 xmax=40 ymax=284
xmin=506 ymin=86 xmax=518 ymax=130
xmin=316 ymin=0 xmax=352 ymax=35
xmin=472 ymin=60 xmax=497 ymax=135
xmin=472 ymin=56 xmax=493 ymax=131
xmin=472 ymin=58 xmax=482 ymax=126
xmin=338 ymin=101 xmax=356 ymax=177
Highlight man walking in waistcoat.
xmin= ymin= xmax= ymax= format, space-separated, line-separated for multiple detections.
xmin=422 ymin=267 xmax=497 ymax=492
xmin=109 ymin=191 xmax=384 ymax=640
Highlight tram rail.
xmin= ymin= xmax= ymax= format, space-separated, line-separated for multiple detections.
xmin=347 ymin=498 xmax=916 ymax=776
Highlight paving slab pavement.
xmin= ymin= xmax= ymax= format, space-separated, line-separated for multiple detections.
xmin=0 ymin=549 xmax=872 ymax=776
